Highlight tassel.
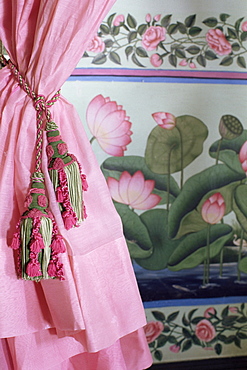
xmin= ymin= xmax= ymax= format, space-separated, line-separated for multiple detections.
xmin=10 ymin=172 xmax=66 ymax=281
xmin=46 ymin=121 xmax=87 ymax=229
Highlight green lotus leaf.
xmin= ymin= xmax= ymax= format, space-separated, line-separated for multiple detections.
xmin=145 ymin=115 xmax=208 ymax=174
xmin=239 ymin=256 xmax=247 ymax=273
xmin=135 ymin=209 xmax=182 ymax=270
xmin=168 ymin=224 xmax=233 ymax=271
xmin=233 ymin=184 xmax=247 ymax=233
xmin=101 ymin=155 xmax=180 ymax=205
xmin=168 ymin=164 xmax=245 ymax=239
xmin=114 ymin=203 xmax=153 ymax=258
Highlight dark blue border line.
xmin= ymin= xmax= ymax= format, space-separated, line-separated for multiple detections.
xmin=67 ymin=75 xmax=247 ymax=85
xmin=143 ymin=296 xmax=247 ymax=309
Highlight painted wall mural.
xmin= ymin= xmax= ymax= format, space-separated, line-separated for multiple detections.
xmin=62 ymin=0 xmax=247 ymax=364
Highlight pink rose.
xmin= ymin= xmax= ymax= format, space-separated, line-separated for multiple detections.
xmin=145 ymin=13 xmax=151 ymax=23
xmin=152 ymin=112 xmax=176 ymax=130
xmin=144 ymin=321 xmax=164 ymax=343
xmin=229 ymin=307 xmax=238 ymax=313
xmin=206 ymin=29 xmax=232 ymax=56
xmin=179 ymin=59 xmax=187 ymax=67
xmin=86 ymin=35 xmax=105 ymax=53
xmin=150 ymin=53 xmax=163 ymax=67
xmin=46 ymin=145 xmax=54 ymax=159
xmin=154 ymin=14 xmax=161 ymax=22
xmin=204 ymin=307 xmax=216 ymax=318
xmin=195 ymin=319 xmax=216 ymax=342
xmin=113 ymin=14 xmax=125 ymax=26
xmin=24 ymin=194 xmax=33 ymax=208
xmin=201 ymin=192 xmax=225 ymax=224
xmin=142 ymin=26 xmax=166 ymax=51
xmin=189 ymin=62 xmax=196 ymax=69
xmin=57 ymin=142 xmax=68 ymax=156
xmin=169 ymin=344 xmax=180 ymax=353
xmin=242 ymin=21 xmax=247 ymax=32
xmin=239 ymin=141 xmax=247 ymax=175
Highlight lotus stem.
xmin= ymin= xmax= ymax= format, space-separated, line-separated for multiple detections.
xmin=237 ymin=229 xmax=244 ymax=281
xmin=216 ymin=137 xmax=223 ymax=165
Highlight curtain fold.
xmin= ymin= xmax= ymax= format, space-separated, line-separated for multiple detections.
xmin=0 ymin=1 xmax=152 ymax=368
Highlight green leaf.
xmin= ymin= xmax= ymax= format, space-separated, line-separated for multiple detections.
xmin=111 ymin=26 xmax=120 ymax=36
xmin=92 ymin=53 xmax=107 ymax=65
xmin=235 ymin=336 xmax=242 ymax=348
xmin=114 ymin=203 xmax=152 ymax=257
xmin=101 ymin=155 xmax=180 ymax=202
xmin=100 ymin=24 xmax=110 ymax=34
xmin=197 ymin=54 xmax=206 ymax=67
xmin=154 ymin=350 xmax=163 ymax=361
xmin=239 ymin=256 xmax=247 ymax=273
xmin=168 ymin=224 xmax=233 ymax=271
xmin=137 ymin=24 xmax=148 ymax=36
xmin=235 ymin=17 xmax=245 ymax=32
xmin=109 ymin=51 xmax=121 ymax=65
xmin=222 ymin=315 xmax=238 ymax=326
xmin=182 ymin=339 xmax=192 ymax=352
xmin=131 ymin=53 xmax=146 ymax=67
xmin=145 ymin=115 xmax=208 ymax=175
xmin=177 ymin=22 xmax=187 ymax=34
xmin=203 ymin=17 xmax=218 ymax=28
xmin=225 ymin=335 xmax=235 ymax=344
xmin=163 ymin=325 xmax=170 ymax=333
xmin=127 ymin=14 xmax=137 ymax=28
xmin=232 ymin=43 xmax=241 ymax=51
xmin=205 ymin=50 xmax=218 ymax=60
xmin=237 ymin=56 xmax=246 ymax=69
xmin=175 ymin=49 xmax=186 ymax=58
xmin=168 ymin=54 xmax=177 ymax=67
xmin=238 ymin=332 xmax=247 ymax=339
xmin=168 ymin=335 xmax=177 ymax=344
xmin=127 ymin=240 xmax=153 ymax=259
xmin=136 ymin=46 xmax=148 ymax=58
xmin=220 ymin=56 xmax=233 ymax=66
xmin=185 ymin=14 xmax=196 ymax=28
xmin=215 ymin=343 xmax=222 ymax=355
xmin=161 ymin=14 xmax=172 ymax=28
xmin=192 ymin=334 xmax=201 ymax=346
xmin=186 ymin=46 xmax=200 ymax=55
xmin=241 ymin=31 xmax=247 ymax=42
xmin=189 ymin=27 xmax=202 ymax=36
xmin=157 ymin=334 xmax=168 ymax=347
xmin=167 ymin=311 xmax=179 ymax=322
xmin=228 ymin=27 xmax=238 ymax=39
xmin=188 ymin=308 xmax=198 ymax=321
xmin=136 ymin=210 xmax=182 ymax=270
xmin=107 ymin=13 xmax=116 ymax=27
xmin=128 ymin=31 xmax=137 ymax=43
xmin=233 ymin=185 xmax=247 ymax=233
xmin=220 ymin=13 xmax=230 ymax=22
xmin=168 ymin=164 xmax=245 ymax=239
xmin=237 ymin=316 xmax=247 ymax=323
xmin=221 ymin=305 xmax=229 ymax=318
xmin=183 ymin=327 xmax=192 ymax=338
xmin=125 ymin=45 xmax=133 ymax=59
xmin=104 ymin=39 xmax=114 ymax=48
xmin=218 ymin=334 xmax=227 ymax=342
xmin=168 ymin=23 xmax=179 ymax=35
xmin=182 ymin=314 xmax=190 ymax=327
xmin=191 ymin=317 xmax=205 ymax=325
xmin=152 ymin=310 xmax=166 ymax=321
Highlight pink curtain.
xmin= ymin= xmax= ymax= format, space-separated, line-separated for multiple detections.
xmin=0 ymin=1 xmax=152 ymax=369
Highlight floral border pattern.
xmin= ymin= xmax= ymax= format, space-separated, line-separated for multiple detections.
xmin=82 ymin=13 xmax=247 ymax=69
xmin=144 ymin=303 xmax=247 ymax=361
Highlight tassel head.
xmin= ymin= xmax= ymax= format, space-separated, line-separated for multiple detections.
xmin=46 ymin=121 xmax=87 ymax=229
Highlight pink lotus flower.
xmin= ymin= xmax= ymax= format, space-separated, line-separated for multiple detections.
xmin=204 ymin=307 xmax=216 ymax=318
xmin=150 ymin=53 xmax=163 ymax=67
xmin=86 ymin=94 xmax=132 ymax=156
xmin=145 ymin=14 xmax=151 ymax=23
xmin=86 ymin=35 xmax=105 ymax=53
xmin=179 ymin=59 xmax=187 ymax=67
xmin=206 ymin=29 xmax=232 ymax=56
xmin=152 ymin=112 xmax=176 ymax=130
xmin=144 ymin=321 xmax=164 ymax=343
xmin=142 ymin=26 xmax=166 ymax=51
xmin=242 ymin=21 xmax=247 ymax=32
xmin=201 ymin=192 xmax=225 ymax=224
xmin=169 ymin=344 xmax=180 ymax=353
xmin=195 ymin=319 xmax=216 ymax=342
xmin=239 ymin=141 xmax=247 ymax=175
xmin=189 ymin=62 xmax=196 ymax=69
xmin=107 ymin=171 xmax=161 ymax=210
xmin=113 ymin=14 xmax=125 ymax=26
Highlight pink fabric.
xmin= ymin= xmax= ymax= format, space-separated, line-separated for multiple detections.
xmin=0 ymin=1 xmax=152 ymax=369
